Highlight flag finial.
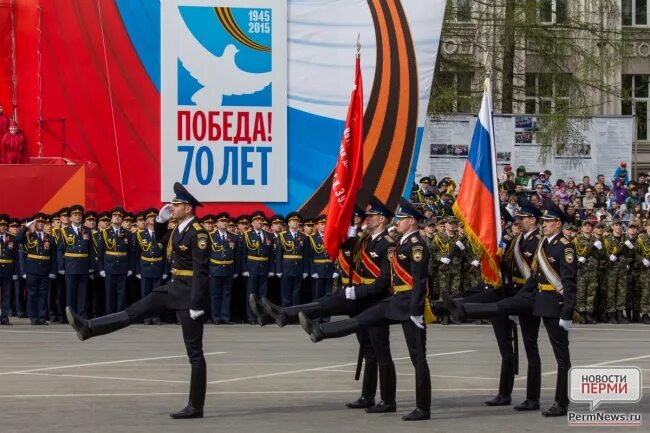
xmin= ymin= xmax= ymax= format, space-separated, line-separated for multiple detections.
xmin=356 ymin=33 xmax=361 ymax=57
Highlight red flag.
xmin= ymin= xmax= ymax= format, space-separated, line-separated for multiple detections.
xmin=324 ymin=54 xmax=364 ymax=259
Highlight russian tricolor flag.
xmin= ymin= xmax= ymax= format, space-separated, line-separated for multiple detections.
xmin=453 ymin=79 xmax=502 ymax=286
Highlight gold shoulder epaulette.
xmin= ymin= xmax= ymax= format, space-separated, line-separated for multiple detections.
xmin=560 ymin=237 xmax=570 ymax=245
xmin=384 ymin=235 xmax=395 ymax=244
xmin=193 ymin=222 xmax=202 ymax=231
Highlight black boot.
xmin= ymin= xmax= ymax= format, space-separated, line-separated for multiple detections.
xmin=643 ymin=314 xmax=650 ymax=325
xmin=585 ymin=312 xmax=598 ymax=324
xmin=170 ymin=404 xmax=203 ymax=419
xmin=248 ymin=294 xmax=273 ymax=326
xmin=367 ymin=363 xmax=397 ymax=413
xmin=263 ymin=297 xmax=321 ymax=327
xmin=347 ymin=360 xmax=377 ymax=409
xmin=486 ymin=358 xmax=514 ymax=406
xmin=66 ymin=307 xmax=130 ymax=341
xmin=617 ymin=310 xmax=629 ymax=324
xmin=310 ymin=318 xmax=360 ymax=342
xmin=608 ymin=312 xmax=618 ymax=324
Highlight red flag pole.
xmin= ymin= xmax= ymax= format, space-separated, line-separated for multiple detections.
xmin=323 ymin=38 xmax=364 ymax=259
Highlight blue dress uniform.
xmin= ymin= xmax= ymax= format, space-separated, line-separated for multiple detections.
xmin=276 ymin=212 xmax=308 ymax=307
xmin=99 ymin=207 xmax=135 ymax=314
xmin=306 ymin=215 xmax=336 ymax=301
xmin=209 ymin=213 xmax=239 ymax=323
xmin=307 ymin=199 xmax=434 ymax=421
xmin=49 ymin=209 xmax=67 ymax=322
xmin=13 ymin=213 xmax=57 ymax=324
xmin=57 ymin=206 xmax=94 ymax=319
xmin=0 ymin=214 xmax=18 ymax=324
xmin=134 ymin=209 xmax=166 ymax=324
xmin=67 ymin=182 xmax=210 ymax=419
xmin=241 ymin=212 xmax=273 ymax=321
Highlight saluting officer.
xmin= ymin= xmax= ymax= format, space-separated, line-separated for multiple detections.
xmin=98 ymin=207 xmax=134 ymax=314
xmin=0 ymin=214 xmax=18 ymax=325
xmin=276 ymin=212 xmax=308 ymax=307
xmin=67 ymin=182 xmax=211 ymax=419
xmin=306 ymin=214 xmax=337 ymax=302
xmin=58 ymin=205 xmax=94 ymax=319
xmin=303 ymin=198 xmax=434 ymax=421
xmin=241 ymin=211 xmax=273 ymax=324
xmin=134 ymin=208 xmax=166 ymax=325
xmin=13 ymin=213 xmax=57 ymax=325
xmin=209 ymin=212 xmax=239 ymax=324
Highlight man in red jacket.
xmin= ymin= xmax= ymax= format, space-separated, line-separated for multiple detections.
xmin=1 ymin=120 xmax=28 ymax=164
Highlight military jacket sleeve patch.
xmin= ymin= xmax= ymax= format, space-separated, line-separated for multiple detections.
xmin=197 ymin=233 xmax=208 ymax=250
xmin=412 ymin=245 xmax=424 ymax=262
xmin=564 ymin=247 xmax=575 ymax=263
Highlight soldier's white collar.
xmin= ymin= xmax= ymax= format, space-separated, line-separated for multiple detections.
xmin=177 ymin=216 xmax=195 ymax=234
xmin=546 ymin=232 xmax=560 ymax=244
xmin=400 ymin=230 xmax=418 ymax=245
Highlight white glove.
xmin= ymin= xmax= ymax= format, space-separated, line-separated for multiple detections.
xmin=609 ymin=255 xmax=617 ymax=262
xmin=347 ymin=225 xmax=357 ymax=238
xmin=58 ymin=270 xmax=65 ymax=275
xmin=559 ymin=318 xmax=571 ymax=332
xmin=311 ymin=273 xmax=319 ymax=279
xmin=410 ymin=315 xmax=425 ymax=329
xmin=21 ymin=274 xmax=26 ymax=279
xmin=127 ymin=270 xmax=133 ymax=277
xmin=189 ymin=309 xmax=204 ymax=320
xmin=332 ymin=272 xmax=339 ymax=278
xmin=440 ymin=257 xmax=451 ymax=265
xmin=471 ymin=260 xmax=480 ymax=267
xmin=302 ymin=273 xmax=308 ymax=279
xmin=643 ymin=258 xmax=650 ymax=268
xmin=509 ymin=315 xmax=519 ymax=324
xmin=242 ymin=271 xmax=250 ymax=277
xmin=26 ymin=219 xmax=36 ymax=228
xmin=276 ymin=272 xmax=282 ymax=278
xmin=100 ymin=270 xmax=106 ymax=277
xmin=593 ymin=240 xmax=602 ymax=250
xmin=455 ymin=240 xmax=465 ymax=251
xmin=345 ymin=286 xmax=356 ymax=300
xmin=135 ymin=274 xmax=141 ymax=280
xmin=162 ymin=274 xmax=168 ymax=280
xmin=625 ymin=240 xmax=634 ymax=249
xmin=578 ymin=256 xmax=586 ymax=264
xmin=156 ymin=203 xmax=172 ymax=223
xmin=268 ymin=272 xmax=274 ymax=277
xmin=89 ymin=274 xmax=95 ymax=280
xmin=48 ymin=273 xmax=56 ymax=280
xmin=12 ymin=275 xmax=18 ymax=281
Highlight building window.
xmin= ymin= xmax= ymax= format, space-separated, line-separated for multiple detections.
xmin=623 ymin=75 xmax=649 ymax=140
xmin=527 ymin=0 xmax=567 ymax=24
xmin=438 ymin=71 xmax=475 ymax=113
xmin=455 ymin=0 xmax=472 ymax=22
xmin=524 ymin=73 xmax=571 ymax=114
xmin=623 ymin=0 xmax=648 ymax=26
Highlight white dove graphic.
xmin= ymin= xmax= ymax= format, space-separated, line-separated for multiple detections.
xmin=174 ymin=10 xmax=272 ymax=106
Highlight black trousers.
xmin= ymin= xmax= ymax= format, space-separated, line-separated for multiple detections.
xmin=66 ymin=274 xmax=88 ymax=318
xmin=105 ymin=273 xmax=127 ymax=314
xmin=50 ymin=275 xmax=66 ymax=319
xmin=210 ymin=276 xmax=233 ymax=321
xmin=140 ymin=277 xmax=161 ymax=320
xmin=0 ymin=277 xmax=12 ymax=318
xmin=125 ymin=291 xmax=206 ymax=408
xmin=280 ymin=274 xmax=303 ymax=307
xmin=542 ymin=316 xmax=570 ymax=406
xmin=354 ymin=303 xmax=431 ymax=410
xmin=311 ymin=277 xmax=333 ymax=302
xmin=27 ymin=274 xmax=49 ymax=320
xmin=246 ymin=273 xmax=268 ymax=320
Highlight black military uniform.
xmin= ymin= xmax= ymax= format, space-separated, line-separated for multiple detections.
xmin=67 ymin=182 xmax=210 ymax=419
xmin=304 ymin=198 xmax=434 ymax=421
xmin=256 ymin=196 xmax=398 ymax=413
xmin=0 ymin=214 xmax=18 ymax=325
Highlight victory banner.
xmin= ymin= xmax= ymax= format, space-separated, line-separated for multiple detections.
xmin=161 ymin=0 xmax=288 ymax=202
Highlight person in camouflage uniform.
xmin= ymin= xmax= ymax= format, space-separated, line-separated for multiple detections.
xmin=602 ymin=219 xmax=630 ymax=323
xmin=439 ymin=217 xmax=463 ymax=297
xmin=591 ymin=222 xmax=607 ymax=321
xmin=636 ymin=220 xmax=650 ymax=324
xmin=460 ymin=224 xmax=483 ymax=291
xmin=625 ymin=222 xmax=641 ymax=322
xmin=572 ymin=221 xmax=599 ymax=324
xmin=421 ymin=218 xmax=437 ymax=302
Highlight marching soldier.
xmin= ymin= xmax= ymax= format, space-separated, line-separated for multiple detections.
xmin=13 ymin=213 xmax=57 ymax=325
xmin=98 ymin=207 xmax=134 ymax=314
xmin=58 ymin=205 xmax=94 ymax=319
xmin=303 ymin=198 xmax=434 ymax=421
xmin=0 ymin=214 xmax=18 ymax=325
xmin=209 ymin=212 xmax=239 ymax=324
xmin=573 ymin=221 xmax=599 ymax=324
xmin=67 ymin=182 xmax=210 ymax=419
xmin=134 ymin=208 xmax=166 ymax=325
xmin=242 ymin=212 xmax=273 ymax=324
xmin=306 ymin=214 xmax=337 ymax=302
xmin=275 ymin=212 xmax=307 ymax=307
